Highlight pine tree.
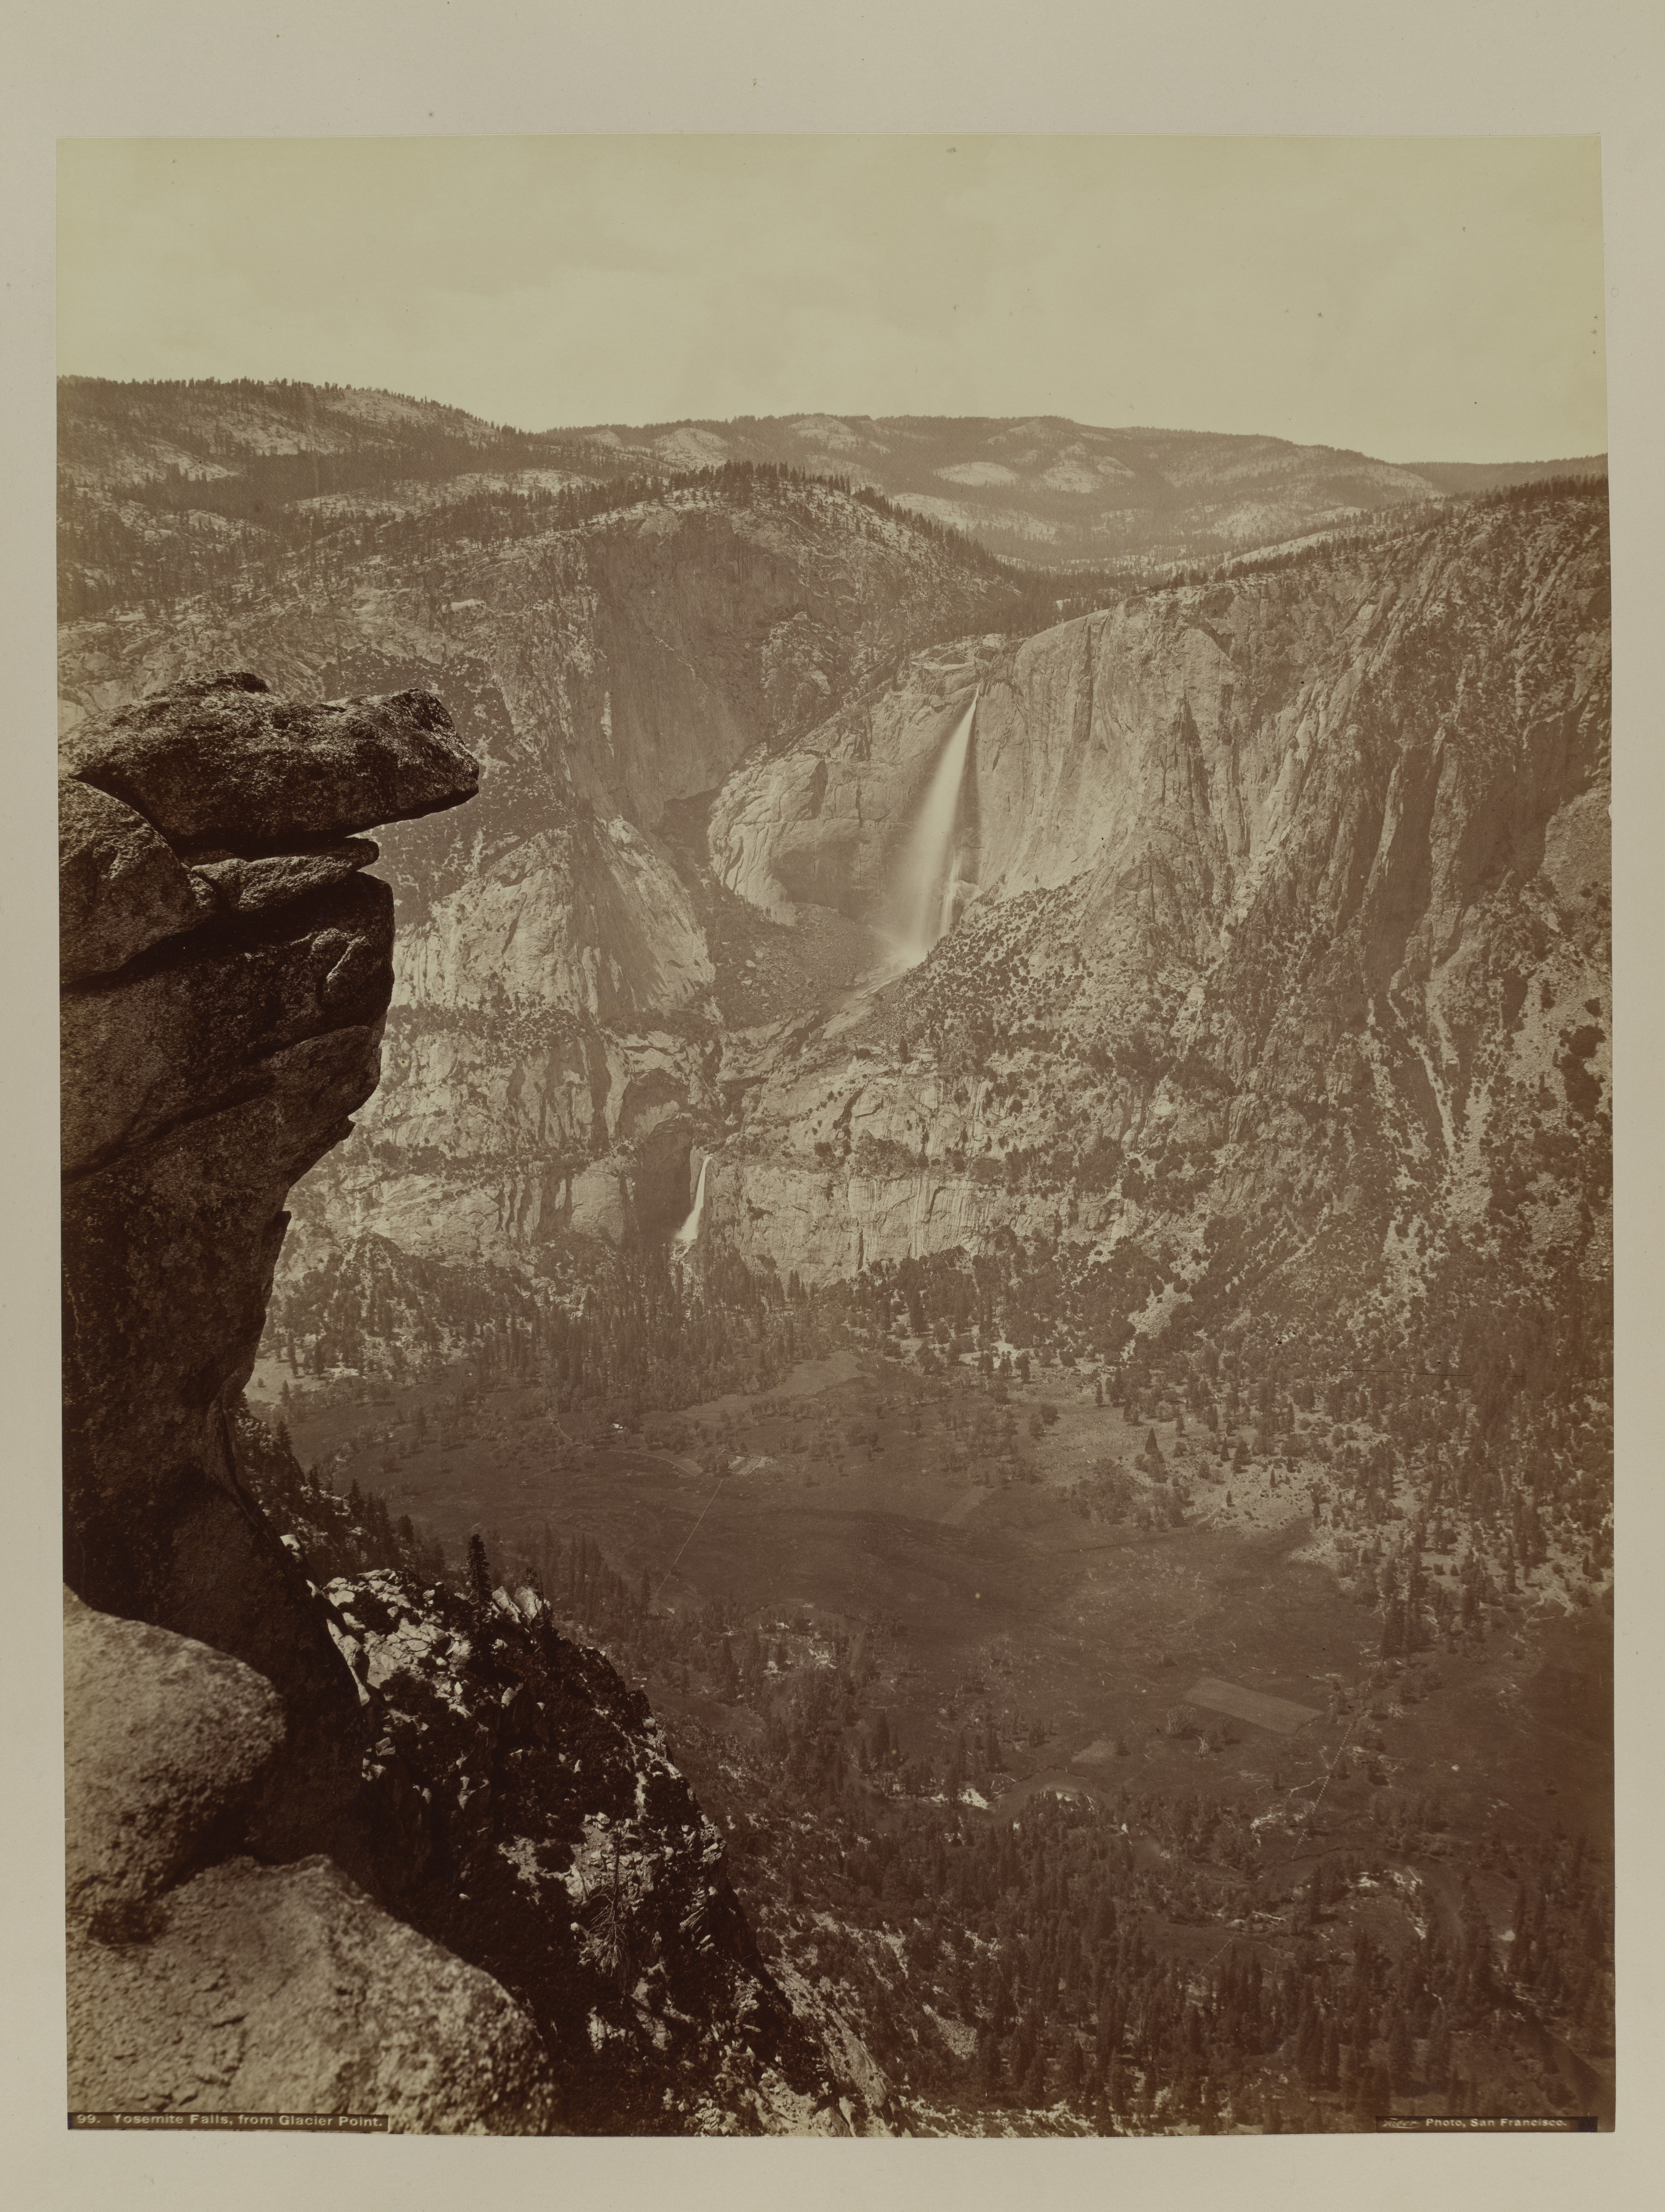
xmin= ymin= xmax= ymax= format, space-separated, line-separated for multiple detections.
xmin=1061 ymin=2038 xmax=1084 ymax=2103
xmin=466 ymin=1530 xmax=492 ymax=1609
xmin=977 ymin=2028 xmax=1003 ymax=2098
xmin=1386 ymin=2010 xmax=1414 ymax=2100
xmin=945 ymin=1738 xmax=965 ymax=1804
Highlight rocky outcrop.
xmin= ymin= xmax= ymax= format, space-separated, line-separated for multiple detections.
xmin=60 ymin=665 xmax=882 ymax=2132
xmin=60 ymin=671 xmax=479 ymax=1859
xmin=56 ymin=671 xmax=560 ymax=2128
xmin=64 ymin=1587 xmax=558 ymax=2132
xmin=61 ymin=671 xmax=478 ymax=846
xmin=298 ymin=1561 xmax=877 ymax=2132
xmin=65 ymin=1586 xmax=287 ymax=1943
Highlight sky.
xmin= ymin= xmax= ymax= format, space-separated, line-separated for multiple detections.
xmin=58 ymin=134 xmax=1606 ymax=467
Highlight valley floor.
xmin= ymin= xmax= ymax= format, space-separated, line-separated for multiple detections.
xmin=249 ymin=1335 xmax=1614 ymax=2132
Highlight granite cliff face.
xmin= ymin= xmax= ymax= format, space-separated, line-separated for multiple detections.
xmin=295 ymin=491 xmax=1607 ymax=1382
xmin=60 ymin=672 xmax=883 ymax=2132
xmin=59 ymin=462 xmax=1021 ymax=1285
xmin=56 ymin=392 xmax=1609 ymax=1382
xmin=699 ymin=494 xmax=1611 ymax=1342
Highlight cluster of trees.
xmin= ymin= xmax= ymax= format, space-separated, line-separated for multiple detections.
xmin=1474 ymin=473 xmax=1609 ymax=514
xmin=466 ymin=1490 xmax=1611 ymax=2128
xmin=1064 ymin=1457 xmax=1155 ymax=1528
xmin=705 ymin=1733 xmax=1612 ymax=2130
xmin=78 ymin=372 xmax=1577 ymax=652
xmin=269 ymin=1235 xmax=855 ymax=1417
xmin=58 ymin=391 xmax=1044 ymax=629
xmin=239 ymin=1369 xmax=1611 ymax=2131
xmin=233 ymin=1402 xmax=449 ymax=1586
xmin=1135 ymin=473 xmax=1606 ymax=599
xmin=269 ymin=1190 xmax=1610 ymax=1687
xmin=823 ymin=1224 xmax=1610 ymax=1612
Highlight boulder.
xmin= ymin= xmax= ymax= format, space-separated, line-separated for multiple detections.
xmin=64 ymin=1588 xmax=285 ymax=1940
xmin=59 ymin=776 xmax=212 ymax=983
xmin=61 ymin=874 xmax=394 ymax=1177
xmin=62 ymin=671 xmax=480 ymax=849
xmin=190 ymin=839 xmax=379 ymax=917
xmin=67 ymin=1854 xmax=560 ymax=2133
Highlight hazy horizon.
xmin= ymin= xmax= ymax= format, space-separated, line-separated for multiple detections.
xmin=54 ymin=372 xmax=1611 ymax=475
xmin=58 ymin=136 xmax=1607 ymax=468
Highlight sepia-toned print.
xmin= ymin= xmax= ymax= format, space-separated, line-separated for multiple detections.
xmin=57 ymin=136 xmax=1611 ymax=2135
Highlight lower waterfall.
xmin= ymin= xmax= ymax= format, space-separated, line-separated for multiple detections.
xmin=672 ymin=1154 xmax=709 ymax=1250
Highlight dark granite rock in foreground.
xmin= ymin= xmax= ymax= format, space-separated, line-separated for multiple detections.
xmin=313 ymin=1555 xmax=862 ymax=2132
xmin=59 ymin=673 xmax=474 ymax=1859
xmin=59 ymin=670 xmax=875 ymax=2132
xmin=64 ymin=1585 xmax=287 ymax=1943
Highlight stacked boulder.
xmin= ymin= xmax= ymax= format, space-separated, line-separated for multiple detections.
xmin=60 ymin=672 xmax=478 ymax=1857
xmin=58 ymin=671 xmax=880 ymax=2134
xmin=64 ymin=1587 xmax=558 ymax=2131
xmin=56 ymin=675 xmax=559 ymax=2130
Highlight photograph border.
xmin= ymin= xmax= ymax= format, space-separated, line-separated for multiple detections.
xmin=6 ymin=5 xmax=1663 ymax=2209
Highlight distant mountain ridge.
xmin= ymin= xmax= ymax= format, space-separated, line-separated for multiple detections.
xmin=559 ymin=410 xmax=1605 ymax=566
xmin=59 ymin=377 xmax=1606 ymax=581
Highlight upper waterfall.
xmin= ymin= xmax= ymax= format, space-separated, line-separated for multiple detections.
xmin=897 ymin=691 xmax=977 ymax=964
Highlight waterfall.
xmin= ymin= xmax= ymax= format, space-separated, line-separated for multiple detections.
xmin=897 ymin=691 xmax=977 ymax=964
xmin=672 ymin=1154 xmax=709 ymax=1250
